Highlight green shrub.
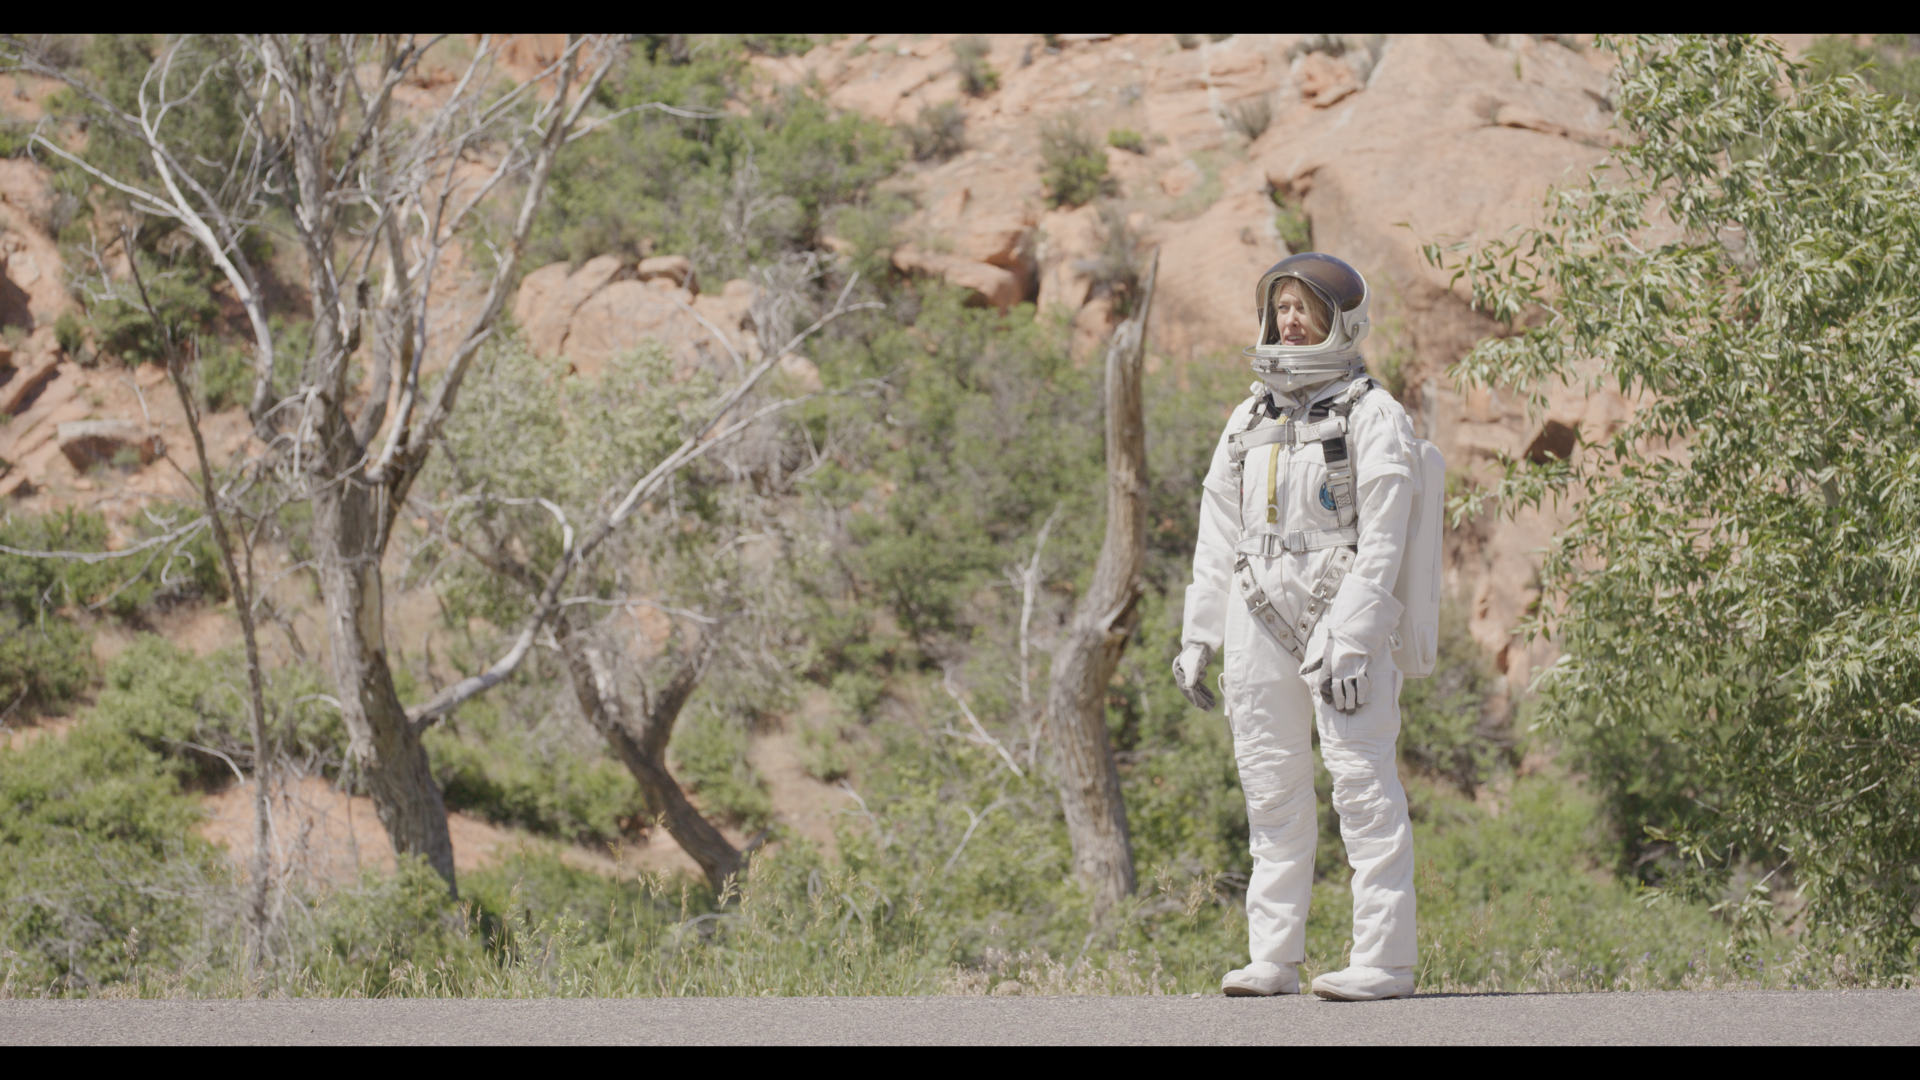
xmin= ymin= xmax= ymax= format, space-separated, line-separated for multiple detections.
xmin=829 ymin=669 xmax=885 ymax=722
xmin=90 ymin=637 xmax=349 ymax=786
xmin=1440 ymin=34 xmax=1920 ymax=969
xmin=427 ymin=697 xmax=645 ymax=846
xmin=0 ymin=509 xmax=225 ymax=716
xmin=1398 ymin=600 xmax=1511 ymax=796
xmin=812 ymin=287 xmax=1104 ymax=645
xmin=52 ymin=311 xmax=86 ymax=357
xmin=1804 ymin=33 xmax=1920 ymax=101
xmin=196 ymin=339 xmax=253 ymax=413
xmin=1039 ymin=116 xmax=1112 ymax=208
xmin=670 ymin=706 xmax=771 ymax=830
xmin=1272 ymin=191 xmax=1312 ymax=253
xmin=798 ymin=713 xmax=853 ymax=783
xmin=741 ymin=35 xmax=818 ymax=58
xmin=1106 ymin=128 xmax=1146 ymax=155
xmin=953 ymin=36 xmax=999 ymax=97
xmin=533 ymin=55 xmax=900 ymax=279
xmin=299 ymin=857 xmax=488 ymax=997
xmin=0 ymin=712 xmax=226 ymax=991
xmin=1086 ymin=204 xmax=1144 ymax=315
xmin=905 ymin=101 xmax=967 ymax=162
xmin=1224 ymin=96 xmax=1272 ymax=141
xmin=85 ymin=256 xmax=219 ymax=367
xmin=0 ymin=611 xmax=93 ymax=718
xmin=1390 ymin=774 xmax=1730 ymax=993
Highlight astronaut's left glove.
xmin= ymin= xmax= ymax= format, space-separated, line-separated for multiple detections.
xmin=1324 ymin=633 xmax=1372 ymax=711
xmin=1301 ymin=575 xmax=1402 ymax=714
xmin=1298 ymin=637 xmax=1369 ymax=712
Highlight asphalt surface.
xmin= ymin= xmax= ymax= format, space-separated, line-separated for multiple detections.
xmin=4 ymin=991 xmax=1917 ymax=1045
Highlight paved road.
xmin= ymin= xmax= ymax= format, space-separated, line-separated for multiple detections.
xmin=5 ymin=991 xmax=1916 ymax=1045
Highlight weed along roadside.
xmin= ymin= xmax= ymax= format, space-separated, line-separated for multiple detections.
xmin=2 ymin=33 xmax=1917 ymax=1007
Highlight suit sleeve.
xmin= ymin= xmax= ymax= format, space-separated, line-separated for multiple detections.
xmin=1180 ymin=417 xmax=1244 ymax=654
xmin=1318 ymin=396 xmax=1415 ymax=656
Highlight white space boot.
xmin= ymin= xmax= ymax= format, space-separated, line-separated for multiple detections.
xmin=1310 ymin=965 xmax=1415 ymax=1001
xmin=1221 ymin=961 xmax=1300 ymax=996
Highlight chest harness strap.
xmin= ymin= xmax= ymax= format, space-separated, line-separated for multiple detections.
xmin=1225 ymin=379 xmax=1373 ymax=660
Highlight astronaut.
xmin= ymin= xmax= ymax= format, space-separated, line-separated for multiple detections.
xmin=1172 ymin=253 xmax=1420 ymax=1001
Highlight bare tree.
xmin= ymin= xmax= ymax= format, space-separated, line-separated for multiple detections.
xmin=1045 ymin=249 xmax=1159 ymax=916
xmin=7 ymin=34 xmax=621 ymax=890
xmin=410 ymin=259 xmax=878 ymax=895
xmin=111 ymin=247 xmax=279 ymax=967
xmin=560 ymin=622 xmax=749 ymax=893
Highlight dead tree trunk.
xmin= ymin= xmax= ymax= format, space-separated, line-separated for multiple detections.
xmin=7 ymin=34 xmax=617 ymax=896
xmin=1045 ymin=249 xmax=1158 ymax=916
xmin=313 ymin=477 xmax=456 ymax=882
xmin=269 ymin=35 xmax=608 ymax=894
xmin=557 ymin=617 xmax=743 ymax=895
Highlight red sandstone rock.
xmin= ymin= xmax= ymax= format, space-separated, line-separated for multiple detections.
xmin=776 ymin=353 xmax=823 ymax=394
xmin=638 ymin=254 xmax=696 ymax=293
xmin=1 ymin=355 xmax=59 ymax=416
xmin=892 ymin=244 xmax=1022 ymax=311
xmin=57 ymin=419 xmax=164 ymax=471
xmin=1295 ymin=52 xmax=1361 ymax=108
xmin=520 ymin=255 xmax=631 ymax=357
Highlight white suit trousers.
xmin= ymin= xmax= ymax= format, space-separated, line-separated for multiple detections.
xmin=1222 ymin=596 xmax=1417 ymax=968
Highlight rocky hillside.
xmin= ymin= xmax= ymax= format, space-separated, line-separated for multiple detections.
xmin=0 ymin=34 xmax=1815 ymax=694
xmin=517 ymin=33 xmax=1631 ymax=697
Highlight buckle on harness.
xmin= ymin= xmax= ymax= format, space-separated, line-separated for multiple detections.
xmin=1234 ymin=533 xmax=1301 ymax=558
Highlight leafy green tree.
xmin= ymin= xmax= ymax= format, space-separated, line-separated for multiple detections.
xmin=1438 ymin=35 xmax=1920 ymax=968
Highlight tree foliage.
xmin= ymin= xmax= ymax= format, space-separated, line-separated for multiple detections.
xmin=1804 ymin=34 xmax=1920 ymax=103
xmin=534 ymin=47 xmax=900 ymax=281
xmin=0 ymin=510 xmax=226 ymax=718
xmin=1038 ymin=116 xmax=1111 ymax=209
xmin=1438 ymin=35 xmax=1920 ymax=968
xmin=40 ymin=35 xmax=263 ymax=366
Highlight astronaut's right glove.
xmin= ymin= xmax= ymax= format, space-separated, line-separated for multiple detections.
xmin=1172 ymin=642 xmax=1217 ymax=711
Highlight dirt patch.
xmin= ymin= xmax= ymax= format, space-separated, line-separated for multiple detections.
xmin=749 ymin=711 xmax=849 ymax=862
xmin=91 ymin=602 xmax=240 ymax=664
xmin=199 ymin=775 xmax=518 ymax=884
xmin=197 ymin=774 xmax=744 ymax=887
xmin=1 ymin=713 xmax=78 ymax=751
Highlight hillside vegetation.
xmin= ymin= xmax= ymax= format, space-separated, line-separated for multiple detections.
xmin=0 ymin=34 xmax=1914 ymax=996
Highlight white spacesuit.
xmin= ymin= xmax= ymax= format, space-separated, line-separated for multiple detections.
xmin=1173 ymin=253 xmax=1421 ymax=1001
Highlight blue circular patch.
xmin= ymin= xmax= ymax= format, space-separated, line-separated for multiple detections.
xmin=1319 ymin=482 xmax=1337 ymax=512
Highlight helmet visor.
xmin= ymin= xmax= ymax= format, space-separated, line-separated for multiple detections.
xmin=1257 ymin=252 xmax=1367 ymax=324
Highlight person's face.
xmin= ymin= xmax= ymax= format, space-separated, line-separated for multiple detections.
xmin=1272 ymin=281 xmax=1328 ymax=347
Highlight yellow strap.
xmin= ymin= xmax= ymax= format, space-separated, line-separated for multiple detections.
xmin=1265 ymin=437 xmax=1282 ymax=523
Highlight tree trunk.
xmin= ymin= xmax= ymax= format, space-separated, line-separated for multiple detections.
xmin=314 ymin=478 xmax=457 ymax=887
xmin=557 ymin=617 xmax=743 ymax=895
xmin=1045 ymin=250 xmax=1159 ymax=916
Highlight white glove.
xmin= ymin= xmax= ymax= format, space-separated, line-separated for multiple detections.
xmin=1326 ymin=633 xmax=1371 ymax=712
xmin=1299 ymin=640 xmax=1368 ymax=712
xmin=1172 ymin=642 xmax=1216 ymax=711
xmin=1301 ymin=575 xmax=1400 ymax=713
